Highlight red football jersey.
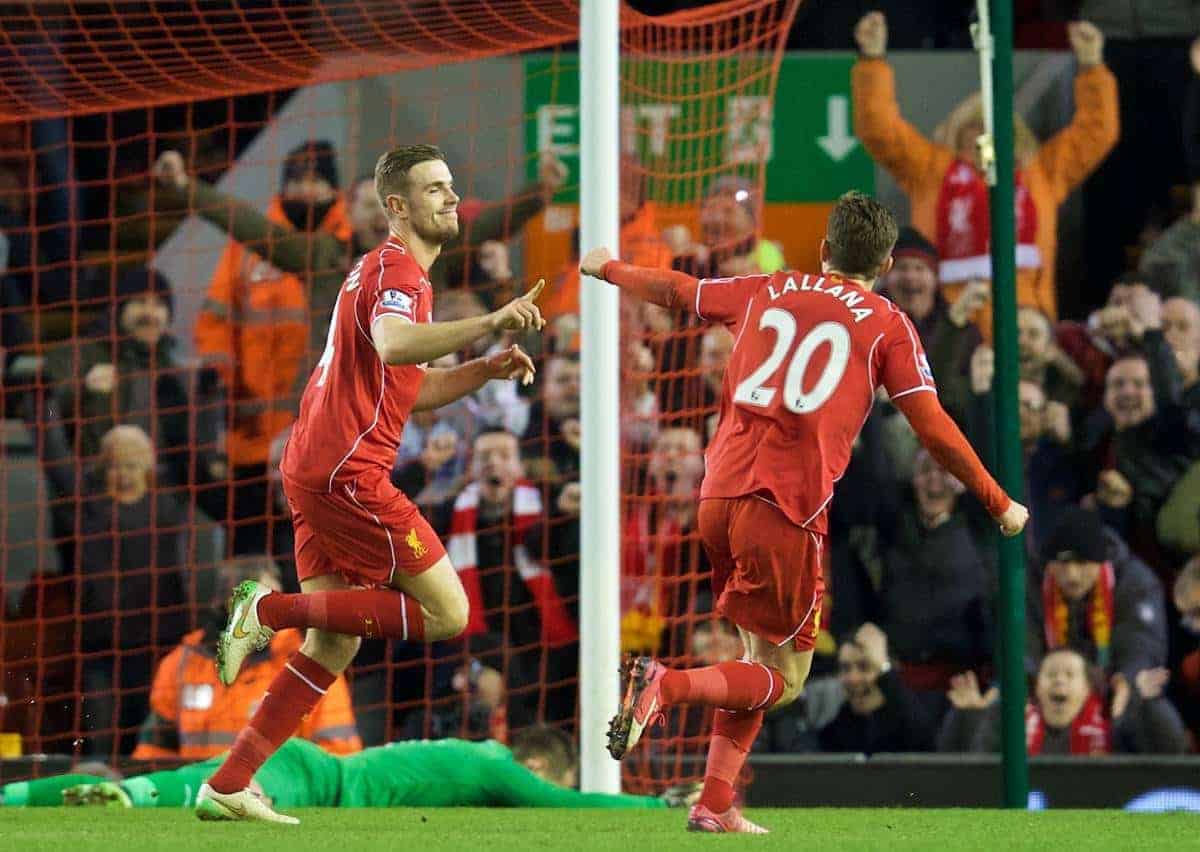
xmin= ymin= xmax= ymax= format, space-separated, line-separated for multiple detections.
xmin=698 ymin=271 xmax=935 ymax=534
xmin=281 ymin=238 xmax=433 ymax=492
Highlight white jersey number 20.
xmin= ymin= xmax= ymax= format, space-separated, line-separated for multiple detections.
xmin=733 ymin=309 xmax=851 ymax=414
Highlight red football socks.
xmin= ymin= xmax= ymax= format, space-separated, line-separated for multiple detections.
xmin=257 ymin=589 xmax=425 ymax=642
xmin=207 ymin=652 xmax=335 ymax=794
xmin=698 ymin=708 xmax=764 ymax=813
xmin=660 ymin=660 xmax=785 ymax=711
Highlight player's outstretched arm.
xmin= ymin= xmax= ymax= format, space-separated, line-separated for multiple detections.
xmin=373 ymin=280 xmax=546 ymax=366
xmin=580 ymin=247 xmax=698 ymax=311
xmin=413 ymin=345 xmax=536 ymax=411
xmin=891 ymin=390 xmax=1029 ymax=537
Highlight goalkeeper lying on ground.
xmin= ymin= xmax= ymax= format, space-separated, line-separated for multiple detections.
xmin=1 ymin=726 xmax=694 ymax=811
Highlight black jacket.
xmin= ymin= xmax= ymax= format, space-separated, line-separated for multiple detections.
xmin=818 ymin=670 xmax=936 ymax=754
xmin=1027 ymin=528 xmax=1168 ymax=681
xmin=880 ymin=504 xmax=992 ymax=668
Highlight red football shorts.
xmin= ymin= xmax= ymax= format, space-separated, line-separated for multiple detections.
xmin=283 ymin=469 xmax=446 ymax=586
xmin=698 ymin=495 xmax=825 ymax=652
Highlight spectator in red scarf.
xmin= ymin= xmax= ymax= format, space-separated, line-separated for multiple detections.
xmin=430 ymin=428 xmax=577 ymax=727
xmin=939 ymin=651 xmax=1107 ymax=754
xmin=440 ymin=429 xmax=576 ymax=649
xmin=1026 ymin=506 xmax=1167 ymax=683
xmin=938 ymin=648 xmax=1188 ymax=754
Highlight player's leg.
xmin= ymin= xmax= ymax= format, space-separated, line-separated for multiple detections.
xmin=738 ymin=627 xmax=813 ymax=710
xmin=204 ymin=574 xmax=354 ymax=811
xmin=687 ymin=630 xmax=813 ymax=832
xmin=252 ymin=557 xmax=464 ymax=646
xmin=688 ymin=503 xmax=821 ymax=834
xmin=229 ymin=481 xmax=458 ymax=658
xmin=610 ymin=497 xmax=821 ymax=833
xmin=607 ymin=500 xmax=789 ymax=760
xmin=386 ymin=554 xmax=469 ymax=640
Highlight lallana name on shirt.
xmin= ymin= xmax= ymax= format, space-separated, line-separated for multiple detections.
xmin=767 ymin=275 xmax=874 ymax=323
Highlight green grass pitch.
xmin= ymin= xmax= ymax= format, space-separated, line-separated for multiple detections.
xmin=0 ymin=808 xmax=1194 ymax=851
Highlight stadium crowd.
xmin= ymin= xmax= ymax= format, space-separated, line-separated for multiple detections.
xmin=1 ymin=5 xmax=1200 ymax=780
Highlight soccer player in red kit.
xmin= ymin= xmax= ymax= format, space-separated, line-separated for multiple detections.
xmin=582 ymin=192 xmax=1028 ymax=834
xmin=195 ymin=145 xmax=547 ymax=823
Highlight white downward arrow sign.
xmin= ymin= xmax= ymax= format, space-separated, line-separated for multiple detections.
xmin=817 ymin=94 xmax=858 ymax=161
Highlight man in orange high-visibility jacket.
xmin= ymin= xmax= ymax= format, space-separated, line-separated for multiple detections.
xmin=133 ymin=557 xmax=362 ymax=759
xmin=852 ymin=13 xmax=1118 ymax=326
xmin=194 ymin=140 xmax=351 ymax=555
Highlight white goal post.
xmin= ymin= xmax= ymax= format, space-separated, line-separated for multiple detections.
xmin=578 ymin=0 xmax=623 ymax=795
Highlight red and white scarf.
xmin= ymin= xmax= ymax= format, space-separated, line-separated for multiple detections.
xmin=1025 ymin=693 xmax=1111 ymax=755
xmin=448 ymin=480 xmax=577 ymax=646
xmin=620 ymin=497 xmax=686 ymax=616
xmin=1042 ymin=561 xmax=1115 ymax=669
xmin=936 ymin=160 xmax=1040 ymax=283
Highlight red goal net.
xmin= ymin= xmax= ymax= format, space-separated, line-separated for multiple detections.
xmin=0 ymin=0 xmax=800 ymax=791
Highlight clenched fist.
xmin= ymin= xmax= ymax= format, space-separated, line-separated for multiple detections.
xmin=84 ymin=362 xmax=116 ymax=394
xmin=153 ymin=150 xmax=189 ymax=191
xmin=580 ymin=246 xmax=613 ymax=279
xmin=1067 ymin=21 xmax=1104 ymax=68
xmin=997 ymin=500 xmax=1029 ymax=537
xmin=854 ymin=12 xmax=888 ymax=59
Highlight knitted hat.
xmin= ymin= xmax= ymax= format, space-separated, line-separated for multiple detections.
xmin=1042 ymin=505 xmax=1108 ymax=564
xmin=281 ymin=139 xmax=339 ymax=191
xmin=892 ymin=226 xmax=938 ymax=273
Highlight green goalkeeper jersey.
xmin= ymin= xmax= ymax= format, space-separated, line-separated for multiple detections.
xmin=2 ymin=738 xmax=664 ymax=810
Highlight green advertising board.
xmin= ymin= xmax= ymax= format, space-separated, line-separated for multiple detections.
xmin=524 ymin=53 xmax=874 ymax=204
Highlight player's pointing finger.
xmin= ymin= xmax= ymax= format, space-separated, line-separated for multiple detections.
xmin=524 ymin=278 xmax=546 ymax=302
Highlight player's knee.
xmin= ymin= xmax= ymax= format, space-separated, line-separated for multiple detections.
xmin=774 ymin=679 xmax=804 ymax=710
xmin=418 ymin=581 xmax=470 ymax=641
xmin=438 ymin=587 xmax=470 ymax=639
xmin=302 ymin=629 xmax=361 ymax=673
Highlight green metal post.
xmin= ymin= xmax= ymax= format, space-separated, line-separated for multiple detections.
xmin=988 ymin=0 xmax=1030 ymax=808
